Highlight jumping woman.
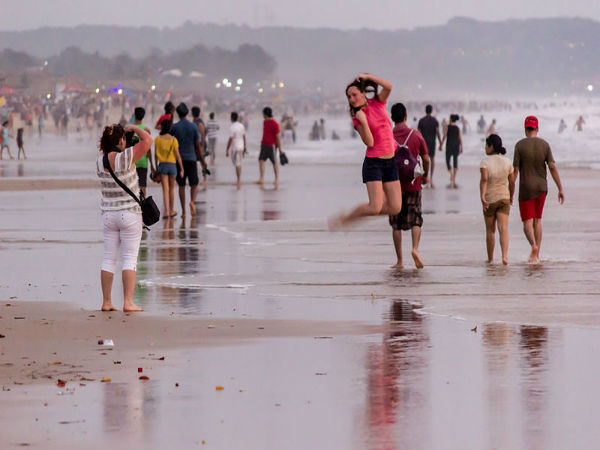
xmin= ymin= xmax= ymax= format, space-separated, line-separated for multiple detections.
xmin=330 ymin=73 xmax=402 ymax=228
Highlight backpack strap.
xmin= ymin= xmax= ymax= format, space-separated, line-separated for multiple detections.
xmin=394 ymin=128 xmax=415 ymax=148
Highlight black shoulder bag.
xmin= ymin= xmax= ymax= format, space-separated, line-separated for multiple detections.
xmin=103 ymin=151 xmax=160 ymax=228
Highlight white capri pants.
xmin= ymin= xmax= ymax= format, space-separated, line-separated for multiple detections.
xmin=101 ymin=209 xmax=143 ymax=273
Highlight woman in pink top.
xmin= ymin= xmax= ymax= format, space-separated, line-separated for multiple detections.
xmin=330 ymin=74 xmax=401 ymax=228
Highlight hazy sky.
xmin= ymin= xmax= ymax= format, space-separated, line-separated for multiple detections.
xmin=1 ymin=0 xmax=598 ymax=31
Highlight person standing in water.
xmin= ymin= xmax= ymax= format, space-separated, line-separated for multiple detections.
xmin=417 ymin=104 xmax=441 ymax=188
xmin=205 ymin=112 xmax=220 ymax=165
xmin=258 ymin=107 xmax=283 ymax=188
xmin=479 ymin=134 xmax=515 ymax=265
xmin=558 ymin=119 xmax=567 ymax=134
xmin=574 ymin=115 xmax=585 ymax=132
xmin=513 ymin=116 xmax=565 ymax=263
xmin=440 ymin=114 xmax=462 ymax=188
xmin=329 ymin=73 xmax=401 ymax=228
xmin=389 ymin=103 xmax=430 ymax=268
xmin=225 ymin=111 xmax=247 ymax=189
xmin=16 ymin=128 xmax=26 ymax=159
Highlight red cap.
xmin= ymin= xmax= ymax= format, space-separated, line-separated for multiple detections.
xmin=524 ymin=116 xmax=538 ymax=129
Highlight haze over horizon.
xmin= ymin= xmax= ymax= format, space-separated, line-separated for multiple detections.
xmin=1 ymin=0 xmax=599 ymax=31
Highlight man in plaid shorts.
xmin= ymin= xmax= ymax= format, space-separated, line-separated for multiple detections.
xmin=389 ymin=103 xmax=430 ymax=268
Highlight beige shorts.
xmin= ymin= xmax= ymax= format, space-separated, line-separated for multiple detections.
xmin=483 ymin=199 xmax=510 ymax=217
xmin=231 ymin=150 xmax=243 ymax=167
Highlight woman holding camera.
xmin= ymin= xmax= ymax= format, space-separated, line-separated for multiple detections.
xmin=153 ymin=119 xmax=184 ymax=218
xmin=329 ymin=73 xmax=401 ymax=228
xmin=96 ymin=123 xmax=152 ymax=312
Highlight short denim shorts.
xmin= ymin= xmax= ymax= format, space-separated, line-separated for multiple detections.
xmin=158 ymin=162 xmax=177 ymax=177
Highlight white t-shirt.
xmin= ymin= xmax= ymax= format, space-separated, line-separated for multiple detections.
xmin=480 ymin=154 xmax=514 ymax=203
xmin=229 ymin=122 xmax=245 ymax=151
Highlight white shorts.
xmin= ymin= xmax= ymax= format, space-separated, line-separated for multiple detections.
xmin=231 ymin=150 xmax=244 ymax=167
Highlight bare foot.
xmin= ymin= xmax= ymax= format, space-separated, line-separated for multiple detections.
xmin=255 ymin=179 xmax=264 ymax=185
xmin=411 ymin=249 xmax=424 ymax=268
xmin=327 ymin=212 xmax=345 ymax=231
xmin=391 ymin=262 xmax=404 ymax=269
xmin=528 ymin=246 xmax=539 ymax=263
xmin=189 ymin=202 xmax=196 ymax=216
xmin=123 ymin=304 xmax=144 ymax=312
xmin=274 ymin=180 xmax=279 ymax=190
xmin=101 ymin=304 xmax=118 ymax=312
xmin=502 ymin=257 xmax=508 ymax=265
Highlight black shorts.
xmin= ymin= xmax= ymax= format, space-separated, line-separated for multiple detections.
xmin=389 ymin=190 xmax=423 ymax=230
xmin=259 ymin=144 xmax=276 ymax=164
xmin=362 ymin=156 xmax=399 ymax=183
xmin=176 ymin=160 xmax=199 ymax=187
xmin=425 ymin=139 xmax=436 ymax=158
xmin=136 ymin=167 xmax=148 ymax=187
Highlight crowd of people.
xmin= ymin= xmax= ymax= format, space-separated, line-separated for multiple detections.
xmin=331 ymin=73 xmax=564 ymax=274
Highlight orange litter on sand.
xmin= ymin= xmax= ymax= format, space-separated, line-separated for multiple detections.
xmin=56 ymin=380 xmax=66 ymax=388
xmin=139 ymin=376 xmax=149 ymax=381
xmin=101 ymin=377 xmax=111 ymax=383
xmin=215 ymin=385 xmax=224 ymax=391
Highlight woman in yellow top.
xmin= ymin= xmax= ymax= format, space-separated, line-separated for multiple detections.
xmin=154 ymin=120 xmax=184 ymax=218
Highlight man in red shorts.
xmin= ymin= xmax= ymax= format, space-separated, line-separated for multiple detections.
xmin=513 ymin=116 xmax=565 ymax=263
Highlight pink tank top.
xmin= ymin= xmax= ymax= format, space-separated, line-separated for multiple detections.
xmin=352 ymin=98 xmax=395 ymax=158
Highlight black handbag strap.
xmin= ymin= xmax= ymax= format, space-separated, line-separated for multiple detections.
xmin=102 ymin=150 xmax=143 ymax=205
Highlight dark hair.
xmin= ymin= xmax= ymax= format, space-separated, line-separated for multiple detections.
xmin=391 ymin=103 xmax=407 ymax=124
xmin=450 ymin=114 xmax=460 ymax=122
xmin=345 ymin=77 xmax=377 ymax=115
xmin=134 ymin=107 xmax=145 ymax=121
xmin=17 ymin=128 xmax=23 ymax=136
xmin=160 ymin=119 xmax=172 ymax=135
xmin=99 ymin=124 xmax=125 ymax=153
xmin=209 ymin=112 xmax=215 ymax=120
xmin=176 ymin=102 xmax=189 ymax=118
xmin=263 ymin=107 xmax=273 ymax=118
xmin=164 ymin=101 xmax=174 ymax=114
xmin=2 ymin=121 xmax=8 ymax=127
xmin=191 ymin=106 xmax=200 ymax=118
xmin=231 ymin=111 xmax=239 ymax=122
xmin=425 ymin=104 xmax=433 ymax=114
xmin=485 ymin=134 xmax=506 ymax=155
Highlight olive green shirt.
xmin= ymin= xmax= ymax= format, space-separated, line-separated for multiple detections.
xmin=513 ymin=137 xmax=555 ymax=202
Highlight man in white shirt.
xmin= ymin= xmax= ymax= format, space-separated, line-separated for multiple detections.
xmin=225 ymin=111 xmax=247 ymax=189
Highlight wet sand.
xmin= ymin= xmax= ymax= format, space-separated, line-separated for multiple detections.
xmin=1 ymin=138 xmax=600 ymax=449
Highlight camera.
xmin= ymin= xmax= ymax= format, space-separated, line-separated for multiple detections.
xmin=125 ymin=130 xmax=140 ymax=148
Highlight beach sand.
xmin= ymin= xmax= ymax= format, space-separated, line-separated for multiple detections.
xmin=1 ymin=139 xmax=600 ymax=449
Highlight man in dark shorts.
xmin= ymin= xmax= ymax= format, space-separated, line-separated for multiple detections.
xmin=258 ymin=107 xmax=283 ymax=188
xmin=513 ymin=116 xmax=565 ymax=263
xmin=417 ymin=104 xmax=441 ymax=188
xmin=389 ymin=103 xmax=430 ymax=269
xmin=171 ymin=103 xmax=209 ymax=217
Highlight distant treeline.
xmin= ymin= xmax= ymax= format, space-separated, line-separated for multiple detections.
xmin=0 ymin=43 xmax=276 ymax=83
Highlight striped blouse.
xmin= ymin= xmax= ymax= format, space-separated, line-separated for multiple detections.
xmin=96 ymin=147 xmax=141 ymax=213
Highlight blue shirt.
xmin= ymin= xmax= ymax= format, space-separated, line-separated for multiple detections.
xmin=171 ymin=118 xmax=200 ymax=161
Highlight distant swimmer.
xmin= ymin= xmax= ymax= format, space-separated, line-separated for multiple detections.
xmin=513 ymin=116 xmax=564 ymax=263
xmin=574 ymin=115 xmax=585 ymax=132
xmin=479 ymin=134 xmax=515 ymax=265
xmin=486 ymin=119 xmax=497 ymax=136
xmin=558 ymin=119 xmax=567 ymax=134
xmin=417 ymin=104 xmax=441 ymax=188
xmin=329 ymin=73 xmax=401 ymax=229
xmin=460 ymin=115 xmax=470 ymax=135
xmin=440 ymin=114 xmax=462 ymax=189
xmin=477 ymin=115 xmax=486 ymax=134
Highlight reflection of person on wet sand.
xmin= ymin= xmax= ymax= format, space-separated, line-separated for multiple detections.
xmin=96 ymin=123 xmax=152 ymax=312
xmin=329 ymin=73 xmax=401 ymax=229
xmin=513 ymin=116 xmax=564 ymax=263
xmin=479 ymin=134 xmax=515 ymax=265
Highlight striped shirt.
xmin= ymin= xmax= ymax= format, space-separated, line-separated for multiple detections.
xmin=96 ymin=147 xmax=141 ymax=213
xmin=206 ymin=119 xmax=220 ymax=139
